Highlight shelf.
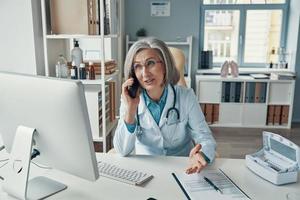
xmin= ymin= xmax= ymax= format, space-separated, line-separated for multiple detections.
xmin=128 ymin=40 xmax=189 ymax=45
xmin=208 ymin=124 xmax=290 ymax=129
xmin=46 ymin=34 xmax=119 ymax=39
xmin=197 ymin=68 xmax=295 ymax=75
xmin=94 ymin=120 xmax=118 ymax=142
xmin=81 ymin=70 xmax=119 ymax=85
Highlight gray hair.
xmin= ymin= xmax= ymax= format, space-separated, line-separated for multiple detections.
xmin=124 ymin=37 xmax=179 ymax=85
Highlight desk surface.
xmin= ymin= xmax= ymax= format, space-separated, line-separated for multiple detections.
xmin=0 ymin=152 xmax=299 ymax=200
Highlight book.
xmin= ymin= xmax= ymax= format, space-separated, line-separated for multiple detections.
xmin=250 ymin=74 xmax=269 ymax=79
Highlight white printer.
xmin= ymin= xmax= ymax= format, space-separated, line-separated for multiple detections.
xmin=246 ymin=131 xmax=300 ymax=185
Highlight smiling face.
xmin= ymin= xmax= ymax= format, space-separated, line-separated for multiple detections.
xmin=132 ymin=48 xmax=166 ymax=93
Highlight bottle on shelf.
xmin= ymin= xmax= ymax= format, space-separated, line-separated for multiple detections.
xmin=57 ymin=55 xmax=68 ymax=78
xmin=71 ymin=40 xmax=83 ymax=68
xmin=55 ymin=63 xmax=61 ymax=78
xmin=89 ymin=61 xmax=95 ymax=80
xmin=71 ymin=61 xmax=78 ymax=79
xmin=79 ymin=63 xmax=87 ymax=79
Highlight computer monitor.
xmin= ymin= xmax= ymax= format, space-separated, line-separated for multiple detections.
xmin=0 ymin=71 xmax=99 ymax=199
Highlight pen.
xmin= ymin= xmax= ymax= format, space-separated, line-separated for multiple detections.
xmin=203 ymin=176 xmax=223 ymax=194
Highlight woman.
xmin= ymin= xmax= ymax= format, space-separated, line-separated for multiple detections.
xmin=113 ymin=38 xmax=216 ymax=174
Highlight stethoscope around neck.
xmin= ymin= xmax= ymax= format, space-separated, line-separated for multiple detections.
xmin=136 ymin=84 xmax=180 ymax=135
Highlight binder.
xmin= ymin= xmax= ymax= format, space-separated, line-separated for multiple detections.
xmin=245 ymin=82 xmax=250 ymax=103
xmin=254 ymin=82 xmax=261 ymax=103
xmin=248 ymin=83 xmax=255 ymax=103
xmin=229 ymin=82 xmax=236 ymax=102
xmin=273 ymin=105 xmax=282 ymax=125
xmin=221 ymin=83 xmax=226 ymax=102
xmin=267 ymin=105 xmax=275 ymax=125
xmin=224 ymin=82 xmax=231 ymax=102
xmin=205 ymin=104 xmax=213 ymax=124
xmin=235 ymin=82 xmax=242 ymax=102
xmin=260 ymin=83 xmax=267 ymax=103
xmin=212 ymin=104 xmax=219 ymax=123
xmin=50 ymin=0 xmax=89 ymax=34
xmin=200 ymin=103 xmax=206 ymax=114
xmin=281 ymin=106 xmax=289 ymax=125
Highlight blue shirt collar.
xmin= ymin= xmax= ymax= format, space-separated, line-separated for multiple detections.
xmin=143 ymin=86 xmax=168 ymax=106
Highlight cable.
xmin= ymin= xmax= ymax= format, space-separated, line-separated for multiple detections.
xmin=0 ymin=158 xmax=8 ymax=162
xmin=31 ymin=161 xmax=52 ymax=169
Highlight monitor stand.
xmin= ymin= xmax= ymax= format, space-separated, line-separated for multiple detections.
xmin=2 ymin=125 xmax=67 ymax=200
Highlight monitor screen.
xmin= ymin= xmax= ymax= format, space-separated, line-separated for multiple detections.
xmin=0 ymin=72 xmax=99 ymax=198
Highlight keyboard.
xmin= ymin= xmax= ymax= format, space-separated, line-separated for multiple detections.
xmin=98 ymin=161 xmax=153 ymax=186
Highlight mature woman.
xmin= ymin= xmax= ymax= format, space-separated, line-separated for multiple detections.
xmin=113 ymin=38 xmax=216 ymax=174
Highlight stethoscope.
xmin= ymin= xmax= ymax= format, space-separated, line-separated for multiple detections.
xmin=136 ymin=84 xmax=180 ymax=136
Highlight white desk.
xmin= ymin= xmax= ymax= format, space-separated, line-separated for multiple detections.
xmin=0 ymin=152 xmax=299 ymax=200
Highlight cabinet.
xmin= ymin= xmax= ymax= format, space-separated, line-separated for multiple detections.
xmin=41 ymin=0 xmax=122 ymax=152
xmin=126 ymin=35 xmax=193 ymax=87
xmin=196 ymin=75 xmax=295 ymax=129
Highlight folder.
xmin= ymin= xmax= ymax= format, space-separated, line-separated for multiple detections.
xmin=212 ymin=104 xmax=219 ymax=123
xmin=205 ymin=104 xmax=213 ymax=125
xmin=224 ymin=82 xmax=231 ymax=102
xmin=50 ymin=0 xmax=89 ymax=34
xmin=267 ymin=105 xmax=275 ymax=125
xmin=235 ymin=82 xmax=241 ymax=102
xmin=281 ymin=106 xmax=289 ymax=125
xmin=229 ymin=82 xmax=236 ymax=102
xmin=260 ymin=83 xmax=267 ymax=103
xmin=200 ymin=103 xmax=206 ymax=114
xmin=254 ymin=82 xmax=261 ymax=103
xmin=273 ymin=105 xmax=282 ymax=125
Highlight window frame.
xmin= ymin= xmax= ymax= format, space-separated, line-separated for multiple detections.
xmin=199 ymin=1 xmax=290 ymax=68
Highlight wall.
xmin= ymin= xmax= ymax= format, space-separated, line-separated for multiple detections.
xmin=125 ymin=0 xmax=201 ymax=88
xmin=286 ymin=0 xmax=300 ymax=122
xmin=0 ymin=0 xmax=44 ymax=75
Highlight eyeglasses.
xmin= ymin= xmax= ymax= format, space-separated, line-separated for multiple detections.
xmin=132 ymin=59 xmax=163 ymax=71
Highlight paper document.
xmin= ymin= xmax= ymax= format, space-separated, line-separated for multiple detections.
xmin=174 ymin=169 xmax=250 ymax=200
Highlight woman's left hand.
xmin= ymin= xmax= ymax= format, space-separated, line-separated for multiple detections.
xmin=186 ymin=144 xmax=207 ymax=174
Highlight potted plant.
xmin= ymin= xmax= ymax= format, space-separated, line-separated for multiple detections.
xmin=136 ymin=28 xmax=147 ymax=40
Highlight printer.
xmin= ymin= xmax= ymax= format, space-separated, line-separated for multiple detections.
xmin=246 ymin=131 xmax=300 ymax=185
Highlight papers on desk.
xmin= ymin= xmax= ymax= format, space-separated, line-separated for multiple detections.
xmin=174 ymin=169 xmax=250 ymax=200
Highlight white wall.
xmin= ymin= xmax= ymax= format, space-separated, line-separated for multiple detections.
xmin=0 ymin=0 xmax=44 ymax=75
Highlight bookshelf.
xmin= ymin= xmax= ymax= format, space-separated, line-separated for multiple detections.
xmin=41 ymin=0 xmax=122 ymax=152
xmin=196 ymin=75 xmax=295 ymax=129
xmin=125 ymin=35 xmax=193 ymax=87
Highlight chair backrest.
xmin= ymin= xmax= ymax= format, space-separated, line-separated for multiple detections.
xmin=168 ymin=47 xmax=187 ymax=87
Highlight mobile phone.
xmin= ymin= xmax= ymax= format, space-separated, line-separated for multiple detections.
xmin=128 ymin=69 xmax=140 ymax=98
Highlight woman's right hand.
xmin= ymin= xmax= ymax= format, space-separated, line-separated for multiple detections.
xmin=122 ymin=78 xmax=140 ymax=124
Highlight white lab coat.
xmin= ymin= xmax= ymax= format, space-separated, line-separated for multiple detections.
xmin=113 ymin=84 xmax=216 ymax=161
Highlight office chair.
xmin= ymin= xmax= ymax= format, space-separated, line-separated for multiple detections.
xmin=168 ymin=47 xmax=187 ymax=87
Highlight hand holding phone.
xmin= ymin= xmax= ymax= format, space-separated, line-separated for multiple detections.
xmin=128 ymin=69 xmax=140 ymax=98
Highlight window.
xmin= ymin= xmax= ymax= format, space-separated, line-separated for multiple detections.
xmin=200 ymin=0 xmax=288 ymax=68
